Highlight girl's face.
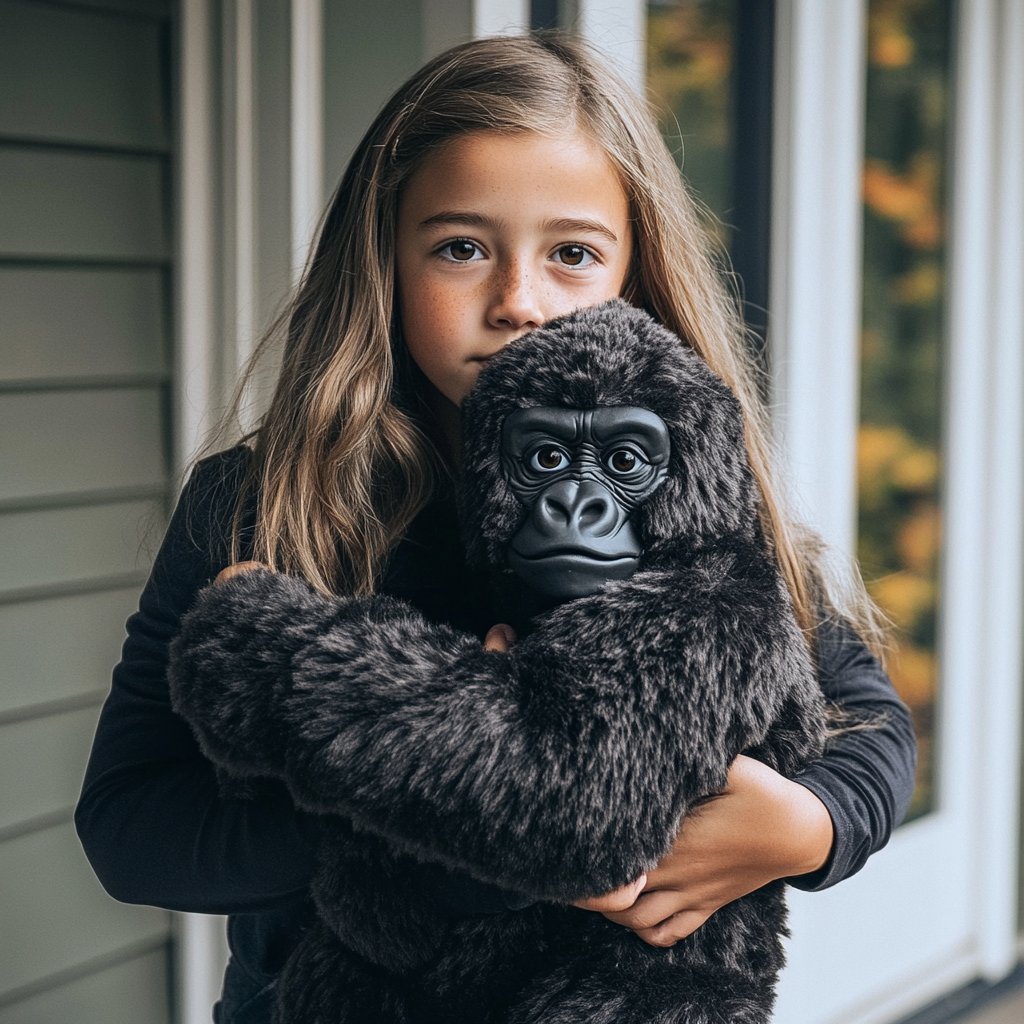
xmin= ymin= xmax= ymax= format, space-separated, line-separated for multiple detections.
xmin=396 ymin=130 xmax=633 ymax=406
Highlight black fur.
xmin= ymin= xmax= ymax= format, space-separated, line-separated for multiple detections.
xmin=168 ymin=300 xmax=826 ymax=1023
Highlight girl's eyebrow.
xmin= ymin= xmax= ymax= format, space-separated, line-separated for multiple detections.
xmin=418 ymin=211 xmax=618 ymax=243
xmin=544 ymin=218 xmax=619 ymax=243
xmin=418 ymin=211 xmax=493 ymax=230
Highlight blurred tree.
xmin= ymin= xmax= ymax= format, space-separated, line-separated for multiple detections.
xmin=858 ymin=0 xmax=952 ymax=819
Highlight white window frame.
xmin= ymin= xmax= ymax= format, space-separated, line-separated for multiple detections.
xmin=771 ymin=1 xmax=1024 ymax=1021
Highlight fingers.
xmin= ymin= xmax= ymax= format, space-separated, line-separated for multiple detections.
xmin=602 ymin=891 xmax=713 ymax=946
xmin=633 ymin=908 xmax=713 ymax=947
xmin=214 ymin=561 xmax=272 ymax=585
xmin=483 ymin=623 xmax=517 ymax=653
xmin=600 ymin=888 xmax=681 ymax=930
xmin=572 ymin=873 xmax=647 ymax=913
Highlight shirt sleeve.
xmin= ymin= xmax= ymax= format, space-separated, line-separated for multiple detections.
xmin=74 ymin=449 xmax=319 ymax=915
xmin=786 ymin=617 xmax=918 ymax=891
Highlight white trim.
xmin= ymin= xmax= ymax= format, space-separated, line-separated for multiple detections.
xmin=174 ymin=3 xmax=255 ymax=1019
xmin=291 ymin=0 xmax=324 ymax=285
xmin=177 ymin=0 xmax=218 ymax=473
xmin=232 ymin=0 xmax=256 ymax=384
xmin=769 ymin=0 xmax=865 ymax=560
xmin=176 ymin=7 xmax=233 ymax=1012
xmin=574 ymin=0 xmax=646 ymax=95
xmin=473 ymin=0 xmax=529 ymax=36
xmin=175 ymin=914 xmax=230 ymax=1024
xmin=222 ymin=0 xmax=259 ymax=430
xmin=937 ymin=0 xmax=997 ymax=989
xmin=977 ymin=0 xmax=1024 ymax=981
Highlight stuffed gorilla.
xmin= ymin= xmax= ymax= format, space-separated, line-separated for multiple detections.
xmin=168 ymin=299 xmax=827 ymax=1024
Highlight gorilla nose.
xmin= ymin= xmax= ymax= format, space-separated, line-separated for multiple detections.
xmin=536 ymin=480 xmax=620 ymax=538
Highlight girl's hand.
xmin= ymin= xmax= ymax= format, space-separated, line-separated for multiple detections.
xmin=576 ymin=755 xmax=834 ymax=947
xmin=483 ymin=623 xmax=517 ymax=652
xmin=214 ymin=561 xmax=272 ymax=584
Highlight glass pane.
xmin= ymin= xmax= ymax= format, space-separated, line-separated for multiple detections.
xmin=858 ymin=0 xmax=952 ymax=820
xmin=646 ymin=0 xmax=738 ymax=250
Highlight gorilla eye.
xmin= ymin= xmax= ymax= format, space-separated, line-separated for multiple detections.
xmin=529 ymin=446 xmax=568 ymax=472
xmin=607 ymin=449 xmax=640 ymax=474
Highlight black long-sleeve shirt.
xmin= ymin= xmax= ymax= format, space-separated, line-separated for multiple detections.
xmin=76 ymin=446 xmax=917 ymax=977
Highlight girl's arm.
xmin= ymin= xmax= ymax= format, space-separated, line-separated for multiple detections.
xmin=168 ymin=558 xmax=823 ymax=903
xmin=587 ymin=619 xmax=917 ymax=945
xmin=74 ymin=450 xmax=320 ymax=914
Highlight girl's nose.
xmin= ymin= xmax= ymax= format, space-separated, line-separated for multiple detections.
xmin=487 ymin=261 xmax=544 ymax=331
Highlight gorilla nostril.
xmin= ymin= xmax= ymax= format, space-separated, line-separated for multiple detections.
xmin=578 ymin=497 xmax=617 ymax=536
xmin=579 ymin=498 xmax=607 ymax=528
xmin=541 ymin=496 xmax=571 ymax=526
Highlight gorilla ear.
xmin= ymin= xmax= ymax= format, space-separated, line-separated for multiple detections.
xmin=458 ymin=382 xmax=532 ymax=570
xmin=624 ymin=354 xmax=762 ymax=550
xmin=458 ymin=447 xmax=527 ymax=569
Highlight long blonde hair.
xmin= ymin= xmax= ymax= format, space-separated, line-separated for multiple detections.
xmin=230 ymin=32 xmax=886 ymax=655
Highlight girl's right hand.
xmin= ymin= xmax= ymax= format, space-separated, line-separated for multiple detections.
xmin=576 ymin=755 xmax=833 ymax=946
xmin=573 ymin=874 xmax=648 ymax=913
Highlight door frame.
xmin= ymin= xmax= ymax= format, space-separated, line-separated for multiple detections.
xmin=174 ymin=1 xmax=1024 ymax=1022
xmin=175 ymin=0 xmax=328 ymax=1020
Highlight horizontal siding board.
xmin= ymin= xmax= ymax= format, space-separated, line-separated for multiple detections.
xmin=0 ymin=589 xmax=139 ymax=716
xmin=0 ymin=947 xmax=170 ymax=1024
xmin=54 ymin=0 xmax=171 ymax=18
xmin=0 ymin=500 xmax=163 ymax=595
xmin=0 ymin=0 xmax=168 ymax=150
xmin=0 ymin=822 xmax=169 ymax=998
xmin=0 ymin=147 xmax=167 ymax=261
xmin=0 ymin=389 xmax=166 ymax=503
xmin=0 ymin=707 xmax=99 ymax=834
xmin=0 ymin=267 xmax=166 ymax=383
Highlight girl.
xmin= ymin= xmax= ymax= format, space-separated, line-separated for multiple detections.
xmin=76 ymin=33 xmax=916 ymax=1024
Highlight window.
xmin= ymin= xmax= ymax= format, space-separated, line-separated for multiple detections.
xmin=858 ymin=0 xmax=952 ymax=819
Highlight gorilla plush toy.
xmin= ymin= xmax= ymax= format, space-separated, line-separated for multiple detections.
xmin=168 ymin=299 xmax=827 ymax=1024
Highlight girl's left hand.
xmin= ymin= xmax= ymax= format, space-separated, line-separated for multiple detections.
xmin=483 ymin=623 xmax=517 ymax=652
xmin=574 ymin=754 xmax=834 ymax=946
xmin=214 ymin=561 xmax=272 ymax=584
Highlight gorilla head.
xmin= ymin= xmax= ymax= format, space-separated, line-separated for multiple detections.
xmin=460 ymin=299 xmax=762 ymax=598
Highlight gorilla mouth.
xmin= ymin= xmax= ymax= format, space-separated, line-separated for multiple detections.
xmin=512 ymin=547 xmax=638 ymax=563
xmin=507 ymin=548 xmax=641 ymax=598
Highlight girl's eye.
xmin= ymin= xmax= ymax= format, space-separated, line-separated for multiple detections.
xmin=530 ymin=447 xmax=567 ymax=472
xmin=607 ymin=449 xmax=640 ymax=474
xmin=439 ymin=240 xmax=482 ymax=262
xmin=555 ymin=245 xmax=594 ymax=268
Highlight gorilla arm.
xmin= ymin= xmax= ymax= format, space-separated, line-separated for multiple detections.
xmin=168 ymin=561 xmax=820 ymax=903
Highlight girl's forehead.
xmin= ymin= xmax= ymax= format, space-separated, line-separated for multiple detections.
xmin=399 ymin=130 xmax=629 ymax=226
xmin=423 ymin=128 xmax=612 ymax=173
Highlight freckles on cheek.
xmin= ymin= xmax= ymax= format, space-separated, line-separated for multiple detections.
xmin=402 ymin=291 xmax=466 ymax=386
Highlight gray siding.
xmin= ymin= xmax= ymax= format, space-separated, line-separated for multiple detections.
xmin=0 ymin=0 xmax=174 ymax=1018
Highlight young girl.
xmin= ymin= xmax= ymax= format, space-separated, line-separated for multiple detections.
xmin=76 ymin=33 xmax=916 ymax=1024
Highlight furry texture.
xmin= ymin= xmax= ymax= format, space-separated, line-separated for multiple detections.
xmin=168 ymin=300 xmax=826 ymax=1023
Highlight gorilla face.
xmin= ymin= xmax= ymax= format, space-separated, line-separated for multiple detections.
xmin=500 ymin=406 xmax=671 ymax=598
xmin=459 ymin=300 xmax=761 ymax=587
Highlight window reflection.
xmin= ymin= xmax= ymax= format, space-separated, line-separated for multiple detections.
xmin=859 ymin=0 xmax=952 ymax=820
xmin=647 ymin=0 xmax=738 ymax=249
